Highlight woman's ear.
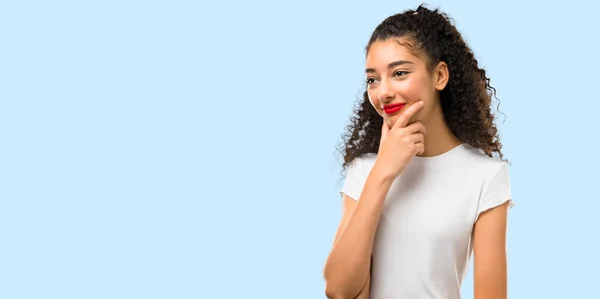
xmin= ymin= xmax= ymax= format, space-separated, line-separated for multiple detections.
xmin=434 ymin=61 xmax=449 ymax=91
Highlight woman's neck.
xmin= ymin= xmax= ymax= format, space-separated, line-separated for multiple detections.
xmin=418 ymin=109 xmax=461 ymax=157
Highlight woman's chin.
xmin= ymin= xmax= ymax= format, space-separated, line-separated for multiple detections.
xmin=385 ymin=116 xmax=398 ymax=127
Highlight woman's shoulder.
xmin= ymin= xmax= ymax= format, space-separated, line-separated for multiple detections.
xmin=349 ymin=153 xmax=378 ymax=169
xmin=345 ymin=153 xmax=378 ymax=177
xmin=459 ymin=144 xmax=510 ymax=177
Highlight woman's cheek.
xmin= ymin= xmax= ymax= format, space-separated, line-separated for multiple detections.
xmin=367 ymin=91 xmax=384 ymax=116
xmin=394 ymin=79 xmax=419 ymax=103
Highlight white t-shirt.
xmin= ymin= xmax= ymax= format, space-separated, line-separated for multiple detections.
xmin=340 ymin=143 xmax=513 ymax=299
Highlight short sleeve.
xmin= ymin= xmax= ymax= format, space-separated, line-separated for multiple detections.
xmin=475 ymin=163 xmax=513 ymax=221
xmin=339 ymin=158 xmax=365 ymax=201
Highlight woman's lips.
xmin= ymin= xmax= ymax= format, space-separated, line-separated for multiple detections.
xmin=383 ymin=103 xmax=406 ymax=115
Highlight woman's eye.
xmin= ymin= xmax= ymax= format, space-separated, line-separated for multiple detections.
xmin=366 ymin=78 xmax=376 ymax=84
xmin=394 ymin=71 xmax=408 ymax=77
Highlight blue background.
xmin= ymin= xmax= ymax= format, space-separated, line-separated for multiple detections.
xmin=2 ymin=0 xmax=598 ymax=298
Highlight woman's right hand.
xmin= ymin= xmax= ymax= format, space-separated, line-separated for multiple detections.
xmin=374 ymin=101 xmax=426 ymax=181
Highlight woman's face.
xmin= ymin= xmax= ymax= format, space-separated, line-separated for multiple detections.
xmin=365 ymin=38 xmax=446 ymax=128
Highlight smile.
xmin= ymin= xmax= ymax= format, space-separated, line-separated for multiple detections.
xmin=383 ymin=103 xmax=406 ymax=115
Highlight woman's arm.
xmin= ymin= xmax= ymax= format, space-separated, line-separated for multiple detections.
xmin=472 ymin=201 xmax=510 ymax=299
xmin=326 ymin=197 xmax=371 ymax=298
xmin=354 ymin=263 xmax=371 ymax=299
xmin=323 ymin=170 xmax=392 ymax=299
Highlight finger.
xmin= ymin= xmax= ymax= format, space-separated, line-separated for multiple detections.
xmin=393 ymin=101 xmax=424 ymax=129
xmin=415 ymin=143 xmax=425 ymax=156
xmin=404 ymin=121 xmax=426 ymax=134
xmin=410 ymin=133 xmax=425 ymax=144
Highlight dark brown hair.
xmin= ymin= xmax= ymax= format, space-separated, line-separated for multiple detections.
xmin=338 ymin=4 xmax=505 ymax=171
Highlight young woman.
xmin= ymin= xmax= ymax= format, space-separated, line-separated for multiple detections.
xmin=323 ymin=5 xmax=513 ymax=299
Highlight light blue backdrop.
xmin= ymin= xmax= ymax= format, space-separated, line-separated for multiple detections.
xmin=2 ymin=0 xmax=598 ymax=298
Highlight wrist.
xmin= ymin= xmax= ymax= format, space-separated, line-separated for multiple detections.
xmin=368 ymin=164 xmax=396 ymax=187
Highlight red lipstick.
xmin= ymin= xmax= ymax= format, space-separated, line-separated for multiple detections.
xmin=383 ymin=103 xmax=406 ymax=115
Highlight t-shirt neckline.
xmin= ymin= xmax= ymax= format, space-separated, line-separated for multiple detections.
xmin=411 ymin=143 xmax=468 ymax=163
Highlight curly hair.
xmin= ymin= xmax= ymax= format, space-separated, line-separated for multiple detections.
xmin=338 ymin=4 xmax=505 ymax=171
